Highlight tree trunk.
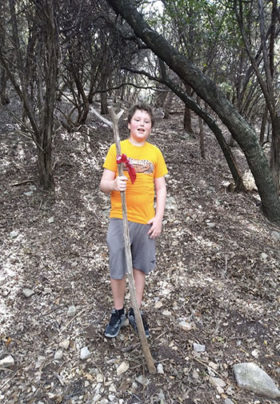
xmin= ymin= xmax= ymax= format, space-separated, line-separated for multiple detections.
xmin=0 ymin=67 xmax=9 ymax=105
xmin=259 ymin=105 xmax=268 ymax=145
xmin=183 ymin=84 xmax=193 ymax=133
xmin=270 ymin=113 xmax=280 ymax=194
xmin=106 ymin=0 xmax=280 ymax=224
xmin=197 ymin=98 xmax=205 ymax=159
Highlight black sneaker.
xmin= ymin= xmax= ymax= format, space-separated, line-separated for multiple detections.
xmin=128 ymin=308 xmax=150 ymax=338
xmin=104 ymin=309 xmax=126 ymax=338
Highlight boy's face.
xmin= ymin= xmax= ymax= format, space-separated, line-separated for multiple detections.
xmin=128 ymin=109 xmax=152 ymax=145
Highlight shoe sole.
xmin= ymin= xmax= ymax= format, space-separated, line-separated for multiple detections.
xmin=104 ymin=316 xmax=126 ymax=338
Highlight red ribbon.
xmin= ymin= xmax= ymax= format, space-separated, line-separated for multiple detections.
xmin=117 ymin=154 xmax=136 ymax=184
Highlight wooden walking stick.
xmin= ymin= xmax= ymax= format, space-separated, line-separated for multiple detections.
xmin=108 ymin=107 xmax=156 ymax=374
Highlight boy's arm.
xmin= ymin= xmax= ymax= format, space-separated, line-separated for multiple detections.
xmin=100 ymin=168 xmax=127 ymax=193
xmin=148 ymin=176 xmax=167 ymax=238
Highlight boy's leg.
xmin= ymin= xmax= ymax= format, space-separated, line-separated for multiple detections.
xmin=133 ymin=268 xmax=145 ymax=307
xmin=110 ymin=277 xmax=126 ymax=310
xmin=105 ymin=277 xmax=126 ymax=338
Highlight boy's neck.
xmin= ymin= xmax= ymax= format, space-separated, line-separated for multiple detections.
xmin=128 ymin=137 xmax=147 ymax=147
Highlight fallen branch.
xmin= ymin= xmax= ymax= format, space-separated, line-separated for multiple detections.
xmin=109 ymin=107 xmax=156 ymax=374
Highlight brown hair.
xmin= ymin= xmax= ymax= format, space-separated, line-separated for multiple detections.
xmin=127 ymin=102 xmax=154 ymax=127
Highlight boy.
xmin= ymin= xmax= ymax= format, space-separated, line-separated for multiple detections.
xmin=100 ymin=102 xmax=168 ymax=338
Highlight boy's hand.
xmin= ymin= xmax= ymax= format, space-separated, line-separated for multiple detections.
xmin=114 ymin=175 xmax=128 ymax=192
xmin=147 ymin=216 xmax=163 ymax=239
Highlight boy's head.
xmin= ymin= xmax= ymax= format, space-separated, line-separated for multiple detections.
xmin=127 ymin=103 xmax=154 ymax=128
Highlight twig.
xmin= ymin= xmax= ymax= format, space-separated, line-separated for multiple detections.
xmin=61 ymin=308 xmax=86 ymax=332
xmin=193 ymin=357 xmax=224 ymax=379
xmin=10 ymin=179 xmax=35 ymax=187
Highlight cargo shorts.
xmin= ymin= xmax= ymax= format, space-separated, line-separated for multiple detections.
xmin=106 ymin=218 xmax=156 ymax=280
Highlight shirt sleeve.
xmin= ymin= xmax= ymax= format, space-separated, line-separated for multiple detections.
xmin=103 ymin=144 xmax=117 ymax=172
xmin=154 ymin=147 xmax=168 ymax=178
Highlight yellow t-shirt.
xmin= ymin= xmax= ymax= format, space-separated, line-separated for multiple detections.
xmin=103 ymin=139 xmax=168 ymax=224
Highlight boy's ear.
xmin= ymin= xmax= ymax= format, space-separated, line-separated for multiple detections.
xmin=128 ymin=122 xmax=131 ymax=130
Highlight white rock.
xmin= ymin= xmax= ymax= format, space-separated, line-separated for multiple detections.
xmin=271 ymin=231 xmax=280 ymax=241
xmin=0 ymin=355 xmax=15 ymax=367
xmin=96 ymin=373 xmax=104 ymax=383
xmin=224 ymin=399 xmax=234 ymax=404
xmin=209 ymin=376 xmax=226 ymax=388
xmin=22 ymin=288 xmax=34 ymax=298
xmin=193 ymin=343 xmax=206 ymax=352
xmin=206 ymin=222 xmax=216 ymax=228
xmin=209 ymin=361 xmax=219 ymax=370
xmin=162 ymin=310 xmax=172 ymax=316
xmin=10 ymin=230 xmax=19 ymax=239
xmin=155 ymin=301 xmax=163 ymax=309
xmin=54 ymin=349 xmax=63 ymax=360
xmin=116 ymin=361 xmax=129 ymax=376
xmin=157 ymin=363 xmax=164 ymax=374
xmin=109 ymin=384 xmax=116 ymax=393
xmin=233 ymin=362 xmax=280 ymax=399
xmin=178 ymin=320 xmax=193 ymax=331
xmin=48 ymin=217 xmax=55 ymax=223
xmin=67 ymin=305 xmax=76 ymax=317
xmin=59 ymin=339 xmax=70 ymax=350
xmin=260 ymin=253 xmax=268 ymax=261
xmin=251 ymin=349 xmax=259 ymax=358
xmin=136 ymin=375 xmax=149 ymax=386
xmin=80 ymin=346 xmax=91 ymax=360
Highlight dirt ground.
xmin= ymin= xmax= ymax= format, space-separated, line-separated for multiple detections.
xmin=0 ymin=99 xmax=279 ymax=404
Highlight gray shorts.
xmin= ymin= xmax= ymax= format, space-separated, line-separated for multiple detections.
xmin=106 ymin=219 xmax=156 ymax=280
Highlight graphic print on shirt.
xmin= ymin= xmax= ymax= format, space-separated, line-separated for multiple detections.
xmin=123 ymin=158 xmax=154 ymax=174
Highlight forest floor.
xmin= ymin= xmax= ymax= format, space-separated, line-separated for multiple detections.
xmin=0 ymin=99 xmax=279 ymax=404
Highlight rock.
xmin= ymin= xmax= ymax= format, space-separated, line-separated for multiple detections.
xmin=178 ymin=320 xmax=193 ymax=331
xmin=162 ymin=310 xmax=172 ymax=316
xmin=157 ymin=363 xmax=164 ymax=374
xmin=0 ymin=355 xmax=15 ymax=367
xmin=271 ymin=231 xmax=280 ymax=241
xmin=54 ymin=349 xmax=63 ymax=360
xmin=22 ymin=288 xmax=34 ymax=298
xmin=80 ymin=346 xmax=91 ymax=360
xmin=116 ymin=361 xmax=129 ymax=376
xmin=59 ymin=339 xmax=70 ymax=350
xmin=233 ymin=362 xmax=280 ymax=399
xmin=136 ymin=375 xmax=149 ymax=386
xmin=96 ymin=373 xmax=104 ymax=383
xmin=193 ymin=343 xmax=206 ymax=353
xmin=209 ymin=376 xmax=226 ymax=389
xmin=251 ymin=349 xmax=259 ymax=358
xmin=224 ymin=399 xmax=234 ymax=404
xmin=67 ymin=305 xmax=76 ymax=317
xmin=10 ymin=230 xmax=19 ymax=239
xmin=206 ymin=222 xmax=216 ymax=228
xmin=48 ymin=217 xmax=55 ymax=223
xmin=155 ymin=301 xmax=163 ymax=309
xmin=260 ymin=253 xmax=268 ymax=261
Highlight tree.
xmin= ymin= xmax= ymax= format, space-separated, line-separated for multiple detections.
xmin=0 ymin=0 xmax=58 ymax=189
xmin=233 ymin=0 xmax=280 ymax=192
xmin=106 ymin=0 xmax=280 ymax=224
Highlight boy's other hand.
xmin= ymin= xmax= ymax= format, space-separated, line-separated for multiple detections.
xmin=147 ymin=216 xmax=162 ymax=239
xmin=114 ymin=175 xmax=128 ymax=192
